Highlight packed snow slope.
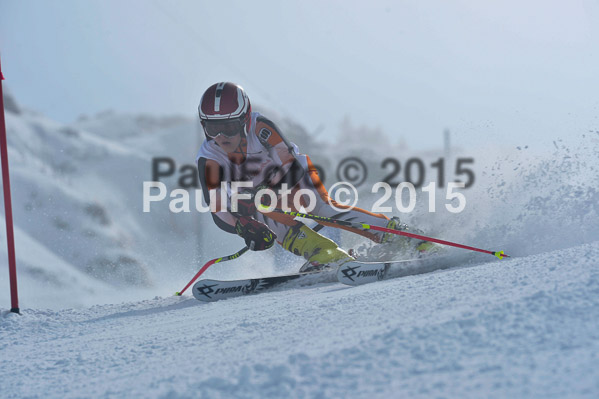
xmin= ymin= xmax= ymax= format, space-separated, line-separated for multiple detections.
xmin=2 ymin=242 xmax=599 ymax=398
xmin=1 ymin=90 xmax=599 ymax=397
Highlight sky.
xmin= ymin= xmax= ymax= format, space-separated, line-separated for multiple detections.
xmin=1 ymin=0 xmax=598 ymax=150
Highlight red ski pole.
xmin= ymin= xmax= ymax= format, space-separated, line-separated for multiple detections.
xmin=175 ymin=246 xmax=249 ymax=296
xmin=262 ymin=206 xmax=509 ymax=259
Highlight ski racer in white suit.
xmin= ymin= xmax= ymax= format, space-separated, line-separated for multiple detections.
xmin=196 ymin=82 xmax=433 ymax=271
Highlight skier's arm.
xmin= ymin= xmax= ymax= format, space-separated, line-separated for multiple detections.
xmin=254 ymin=117 xmax=305 ymax=190
xmin=197 ymin=157 xmax=276 ymax=249
xmin=197 ymin=157 xmax=238 ymax=234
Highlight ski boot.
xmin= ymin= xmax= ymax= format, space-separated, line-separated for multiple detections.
xmin=359 ymin=217 xmax=441 ymax=261
xmin=281 ymin=223 xmax=354 ymax=273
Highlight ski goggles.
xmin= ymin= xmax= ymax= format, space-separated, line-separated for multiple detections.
xmin=202 ymin=119 xmax=245 ymax=138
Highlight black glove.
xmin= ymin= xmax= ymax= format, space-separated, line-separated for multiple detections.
xmin=235 ymin=216 xmax=276 ymax=251
xmin=235 ymin=196 xmax=257 ymax=217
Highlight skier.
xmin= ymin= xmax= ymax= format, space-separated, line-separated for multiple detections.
xmin=196 ymin=82 xmax=434 ymax=271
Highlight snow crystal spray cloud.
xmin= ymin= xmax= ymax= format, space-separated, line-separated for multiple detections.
xmin=429 ymin=134 xmax=599 ymax=257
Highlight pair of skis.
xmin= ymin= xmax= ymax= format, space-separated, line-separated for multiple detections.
xmin=190 ymin=259 xmax=411 ymax=302
xmin=176 ymin=207 xmax=509 ymax=302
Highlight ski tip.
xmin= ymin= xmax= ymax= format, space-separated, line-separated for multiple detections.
xmin=493 ymin=251 xmax=508 ymax=259
xmin=174 ymin=292 xmax=182 ymax=296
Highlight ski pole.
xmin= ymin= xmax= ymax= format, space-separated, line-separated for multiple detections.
xmin=260 ymin=205 xmax=509 ymax=259
xmin=175 ymin=246 xmax=250 ymax=296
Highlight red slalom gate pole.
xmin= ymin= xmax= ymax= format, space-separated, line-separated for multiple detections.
xmin=0 ymin=55 xmax=20 ymax=314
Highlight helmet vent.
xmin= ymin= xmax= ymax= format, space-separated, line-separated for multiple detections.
xmin=214 ymin=82 xmax=226 ymax=112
